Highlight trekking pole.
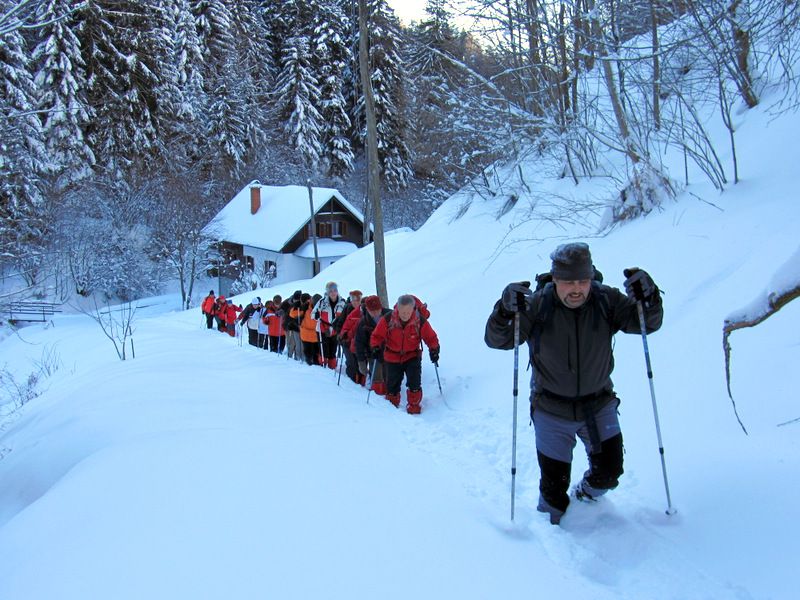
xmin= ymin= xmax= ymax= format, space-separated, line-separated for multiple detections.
xmin=337 ymin=343 xmax=344 ymax=386
xmin=433 ymin=362 xmax=443 ymax=395
xmin=433 ymin=361 xmax=451 ymax=410
xmin=625 ymin=269 xmax=676 ymax=516
xmin=365 ymin=359 xmax=376 ymax=404
xmin=510 ymin=309 xmax=521 ymax=522
xmin=318 ymin=331 xmax=326 ymax=366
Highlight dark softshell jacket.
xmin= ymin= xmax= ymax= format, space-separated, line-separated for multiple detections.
xmin=484 ymin=284 xmax=663 ymax=399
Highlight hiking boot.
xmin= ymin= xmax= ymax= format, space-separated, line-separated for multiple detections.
xmin=572 ymin=482 xmax=597 ymax=503
xmin=371 ymin=381 xmax=386 ymax=396
xmin=386 ymin=393 xmax=401 ymax=408
xmin=537 ymin=496 xmax=565 ymax=525
xmin=406 ymin=389 xmax=422 ymax=414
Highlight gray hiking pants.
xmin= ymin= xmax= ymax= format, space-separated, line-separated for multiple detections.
xmin=533 ymin=399 xmax=621 ymax=463
xmin=533 ymin=400 xmax=624 ymax=516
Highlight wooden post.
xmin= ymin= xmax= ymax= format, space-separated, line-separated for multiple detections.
xmin=307 ymin=180 xmax=321 ymax=276
xmin=358 ymin=0 xmax=388 ymax=306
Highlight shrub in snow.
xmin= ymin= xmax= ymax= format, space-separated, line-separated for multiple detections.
xmin=607 ymin=163 xmax=676 ymax=225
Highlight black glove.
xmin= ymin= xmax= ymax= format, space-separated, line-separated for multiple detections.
xmin=623 ymin=268 xmax=657 ymax=303
xmin=370 ymin=346 xmax=382 ymax=361
xmin=501 ymin=281 xmax=533 ymax=314
xmin=429 ymin=347 xmax=440 ymax=365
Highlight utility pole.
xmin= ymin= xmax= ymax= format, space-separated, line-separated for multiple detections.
xmin=307 ymin=180 xmax=321 ymax=276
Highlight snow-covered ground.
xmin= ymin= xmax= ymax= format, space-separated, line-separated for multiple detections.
xmin=1 ymin=89 xmax=799 ymax=600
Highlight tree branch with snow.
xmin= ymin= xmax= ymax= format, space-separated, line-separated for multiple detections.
xmin=723 ymin=246 xmax=800 ymax=433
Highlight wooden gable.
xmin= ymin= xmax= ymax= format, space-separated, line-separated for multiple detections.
xmin=281 ymin=196 xmax=371 ymax=254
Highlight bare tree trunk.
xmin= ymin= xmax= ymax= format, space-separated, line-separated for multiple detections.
xmin=589 ymin=2 xmax=641 ymax=164
xmin=524 ymin=0 xmax=543 ymax=117
xmin=358 ymin=0 xmax=388 ymax=306
xmin=651 ymin=0 xmax=662 ymax=130
xmin=727 ymin=0 xmax=759 ymax=108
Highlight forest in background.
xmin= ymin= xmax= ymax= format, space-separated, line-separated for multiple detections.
xmin=1 ymin=0 xmax=798 ymax=303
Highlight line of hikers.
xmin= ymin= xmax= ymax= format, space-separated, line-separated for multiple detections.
xmin=200 ymin=282 xmax=440 ymax=415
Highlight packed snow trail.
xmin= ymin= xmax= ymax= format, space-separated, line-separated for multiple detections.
xmin=0 ymin=313 xmax=753 ymax=599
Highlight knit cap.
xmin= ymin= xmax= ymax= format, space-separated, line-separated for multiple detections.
xmin=364 ymin=295 xmax=382 ymax=312
xmin=550 ymin=242 xmax=594 ymax=280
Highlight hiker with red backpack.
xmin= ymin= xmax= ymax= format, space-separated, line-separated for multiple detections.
xmin=370 ymin=294 xmax=440 ymax=414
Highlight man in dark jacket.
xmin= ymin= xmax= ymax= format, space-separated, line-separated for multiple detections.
xmin=485 ymin=242 xmax=663 ymax=524
xmin=355 ymin=295 xmax=391 ymax=394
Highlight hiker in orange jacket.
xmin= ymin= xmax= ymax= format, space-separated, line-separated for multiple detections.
xmin=201 ymin=290 xmax=216 ymax=329
xmin=300 ymin=294 xmax=321 ymax=365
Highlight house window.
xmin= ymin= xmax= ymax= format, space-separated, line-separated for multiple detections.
xmin=307 ymin=222 xmax=331 ymax=238
xmin=244 ymin=256 xmax=255 ymax=270
xmin=264 ymin=260 xmax=277 ymax=281
xmin=332 ymin=221 xmax=347 ymax=238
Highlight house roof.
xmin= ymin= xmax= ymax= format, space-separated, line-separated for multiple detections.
xmin=206 ymin=182 xmax=365 ymax=252
xmin=294 ymin=239 xmax=359 ymax=259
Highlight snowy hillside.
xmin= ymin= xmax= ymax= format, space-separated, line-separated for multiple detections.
xmin=2 ymin=86 xmax=799 ymax=600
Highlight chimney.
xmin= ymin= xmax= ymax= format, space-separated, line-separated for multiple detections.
xmin=250 ymin=181 xmax=262 ymax=215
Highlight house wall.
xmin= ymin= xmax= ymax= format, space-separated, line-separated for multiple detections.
xmin=243 ymin=246 xmax=312 ymax=285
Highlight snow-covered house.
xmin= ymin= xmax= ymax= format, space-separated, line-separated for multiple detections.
xmin=206 ymin=181 xmax=371 ymax=294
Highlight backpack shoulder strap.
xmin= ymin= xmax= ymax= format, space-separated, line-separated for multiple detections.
xmin=590 ymin=281 xmax=614 ymax=330
xmin=531 ymin=282 xmax=554 ymax=359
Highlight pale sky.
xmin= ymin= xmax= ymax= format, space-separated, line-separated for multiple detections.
xmin=386 ymin=0 xmax=428 ymax=25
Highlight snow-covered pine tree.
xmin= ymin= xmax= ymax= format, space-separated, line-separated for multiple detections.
xmin=360 ymin=0 xmax=413 ymax=190
xmin=274 ymin=30 xmax=325 ymax=167
xmin=205 ymin=72 xmax=250 ymax=179
xmin=0 ymin=26 xmax=47 ymax=272
xmin=191 ymin=0 xmax=236 ymax=66
xmin=228 ymin=0 xmax=272 ymax=150
xmin=313 ymin=0 xmax=354 ymax=179
xmin=76 ymin=1 xmax=165 ymax=178
xmin=158 ymin=0 xmax=208 ymax=168
xmin=171 ymin=0 xmax=206 ymax=116
xmin=31 ymin=0 xmax=94 ymax=187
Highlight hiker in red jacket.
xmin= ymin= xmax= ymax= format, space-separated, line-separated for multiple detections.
xmin=370 ymin=294 xmax=440 ymax=414
xmin=201 ymin=290 xmax=216 ymax=329
xmin=224 ymin=299 xmax=242 ymax=337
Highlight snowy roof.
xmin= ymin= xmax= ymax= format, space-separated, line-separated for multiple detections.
xmin=207 ymin=182 xmax=365 ymax=252
xmin=294 ymin=239 xmax=359 ymax=259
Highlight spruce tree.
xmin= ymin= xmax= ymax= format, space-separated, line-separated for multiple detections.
xmin=0 ymin=27 xmax=47 ymax=266
xmin=361 ymin=0 xmax=413 ymax=190
xmin=76 ymin=1 xmax=165 ymax=177
xmin=313 ymin=1 xmax=354 ymax=179
xmin=32 ymin=0 xmax=94 ymax=186
xmin=274 ymin=31 xmax=324 ymax=167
